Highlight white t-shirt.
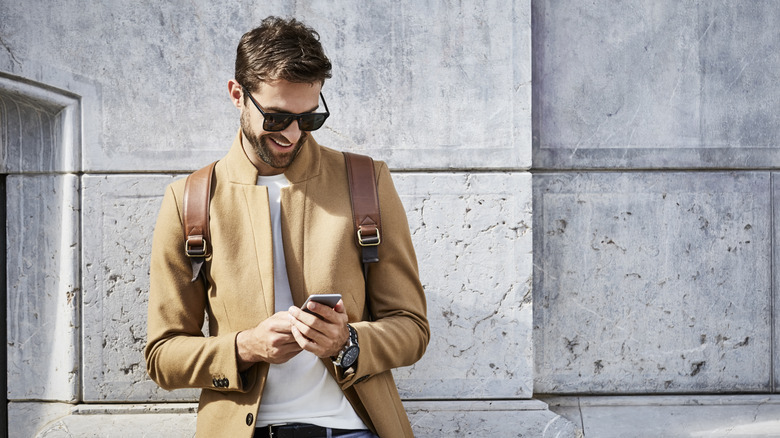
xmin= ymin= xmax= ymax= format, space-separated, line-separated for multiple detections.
xmin=255 ymin=173 xmax=366 ymax=429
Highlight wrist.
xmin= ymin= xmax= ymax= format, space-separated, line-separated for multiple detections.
xmin=235 ymin=331 xmax=255 ymax=370
xmin=332 ymin=324 xmax=360 ymax=369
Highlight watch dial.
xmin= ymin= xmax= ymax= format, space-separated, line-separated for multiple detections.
xmin=343 ymin=347 xmax=359 ymax=366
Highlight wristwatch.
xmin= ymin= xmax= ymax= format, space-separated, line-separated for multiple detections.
xmin=333 ymin=324 xmax=360 ymax=369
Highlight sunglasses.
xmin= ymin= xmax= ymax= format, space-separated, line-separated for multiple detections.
xmin=242 ymin=86 xmax=330 ymax=132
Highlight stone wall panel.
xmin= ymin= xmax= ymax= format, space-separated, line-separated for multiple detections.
xmin=7 ymin=175 xmax=80 ymax=402
xmin=1 ymin=0 xmax=530 ymax=172
xmin=393 ymin=173 xmax=533 ymax=399
xmin=81 ymin=174 xmax=198 ymax=402
xmin=534 ymin=172 xmax=771 ymax=393
xmin=80 ymin=171 xmax=533 ymax=401
xmin=533 ymin=1 xmax=780 ymax=169
xmin=773 ymin=172 xmax=780 ymax=392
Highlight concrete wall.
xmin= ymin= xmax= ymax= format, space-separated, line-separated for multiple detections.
xmin=3 ymin=0 xmax=778 ymax=437
xmin=1 ymin=1 xmax=566 ymax=437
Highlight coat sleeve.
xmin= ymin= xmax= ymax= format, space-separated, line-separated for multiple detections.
xmin=144 ymin=182 xmax=252 ymax=393
xmin=337 ymin=162 xmax=430 ymax=387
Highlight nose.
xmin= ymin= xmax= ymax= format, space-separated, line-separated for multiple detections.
xmin=279 ymin=119 xmax=302 ymax=145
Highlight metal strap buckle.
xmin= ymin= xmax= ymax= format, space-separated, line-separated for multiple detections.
xmin=357 ymin=227 xmax=381 ymax=247
xmin=266 ymin=423 xmax=287 ymax=438
xmin=184 ymin=237 xmax=208 ymax=257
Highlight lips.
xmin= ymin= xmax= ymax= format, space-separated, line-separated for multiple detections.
xmin=270 ymin=137 xmax=292 ymax=149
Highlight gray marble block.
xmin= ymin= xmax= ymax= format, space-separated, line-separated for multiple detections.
xmin=81 ymin=174 xmax=199 ymax=402
xmin=6 ymin=175 xmax=80 ymax=402
xmin=80 ymin=171 xmax=533 ymax=402
xmin=774 ymin=172 xmax=780 ymax=392
xmin=534 ymin=172 xmax=771 ymax=393
xmin=311 ymin=0 xmax=532 ymax=171
xmin=533 ymin=1 xmax=780 ymax=169
xmin=0 ymin=0 xmax=530 ymax=172
xmin=393 ymin=173 xmax=533 ymax=399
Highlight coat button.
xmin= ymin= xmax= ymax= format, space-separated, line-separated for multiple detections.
xmin=223 ymin=378 xmax=229 ymax=387
xmin=246 ymin=413 xmax=254 ymax=426
xmin=212 ymin=378 xmax=217 ymax=387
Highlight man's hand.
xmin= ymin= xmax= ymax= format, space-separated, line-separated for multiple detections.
xmin=288 ymin=299 xmax=349 ymax=358
xmin=236 ymin=311 xmax=302 ymax=370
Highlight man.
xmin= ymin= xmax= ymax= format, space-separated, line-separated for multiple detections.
xmin=145 ymin=16 xmax=429 ymax=438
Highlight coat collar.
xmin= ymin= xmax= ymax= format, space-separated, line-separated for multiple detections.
xmin=223 ymin=128 xmax=322 ymax=185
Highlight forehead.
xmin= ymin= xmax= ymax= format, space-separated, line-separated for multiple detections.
xmin=253 ymin=80 xmax=322 ymax=112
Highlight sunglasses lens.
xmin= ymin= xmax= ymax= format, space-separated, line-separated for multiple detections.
xmin=263 ymin=114 xmax=295 ymax=131
xmin=298 ymin=114 xmax=328 ymax=131
xmin=262 ymin=113 xmax=328 ymax=132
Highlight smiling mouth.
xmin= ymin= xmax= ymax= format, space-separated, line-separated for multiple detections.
xmin=270 ymin=137 xmax=292 ymax=148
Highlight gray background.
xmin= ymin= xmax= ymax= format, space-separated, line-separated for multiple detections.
xmin=532 ymin=0 xmax=780 ymax=397
xmin=3 ymin=0 xmax=780 ymax=436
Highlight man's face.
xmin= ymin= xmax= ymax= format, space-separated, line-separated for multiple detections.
xmin=239 ymin=80 xmax=323 ymax=175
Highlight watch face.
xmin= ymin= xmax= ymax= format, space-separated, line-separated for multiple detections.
xmin=342 ymin=346 xmax=360 ymax=367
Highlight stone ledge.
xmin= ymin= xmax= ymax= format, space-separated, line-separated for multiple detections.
xmin=11 ymin=399 xmax=579 ymax=438
xmin=542 ymin=395 xmax=780 ymax=437
xmin=406 ymin=400 xmax=579 ymax=437
xmin=70 ymin=403 xmax=199 ymax=415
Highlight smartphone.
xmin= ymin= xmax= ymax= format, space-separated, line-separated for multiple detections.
xmin=301 ymin=294 xmax=342 ymax=313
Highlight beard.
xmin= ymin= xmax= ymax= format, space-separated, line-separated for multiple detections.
xmin=241 ymin=109 xmax=307 ymax=170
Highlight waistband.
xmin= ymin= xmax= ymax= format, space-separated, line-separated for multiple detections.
xmin=254 ymin=423 xmax=363 ymax=438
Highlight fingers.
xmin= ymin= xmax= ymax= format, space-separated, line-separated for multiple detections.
xmin=265 ymin=311 xmax=295 ymax=333
xmin=257 ymin=328 xmax=302 ymax=364
xmin=302 ymin=299 xmax=346 ymax=322
xmin=236 ymin=312 xmax=302 ymax=366
xmin=288 ymin=301 xmax=349 ymax=358
xmin=265 ymin=340 xmax=302 ymax=364
xmin=289 ymin=320 xmax=346 ymax=358
xmin=290 ymin=301 xmax=348 ymax=333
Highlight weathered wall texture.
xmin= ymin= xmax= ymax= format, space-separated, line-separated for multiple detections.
xmin=4 ymin=0 xmax=778 ymax=436
xmin=533 ymin=1 xmax=780 ymax=435
xmin=533 ymin=1 xmax=780 ymax=170
xmin=1 ymin=0 xmax=545 ymax=436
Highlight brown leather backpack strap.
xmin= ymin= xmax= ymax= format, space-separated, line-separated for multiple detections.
xmin=344 ymin=152 xmax=382 ymax=271
xmin=183 ymin=161 xmax=217 ymax=282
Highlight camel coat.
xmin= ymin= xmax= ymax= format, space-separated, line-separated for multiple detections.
xmin=145 ymin=131 xmax=429 ymax=438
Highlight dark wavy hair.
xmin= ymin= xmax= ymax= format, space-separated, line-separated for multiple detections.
xmin=235 ymin=16 xmax=332 ymax=93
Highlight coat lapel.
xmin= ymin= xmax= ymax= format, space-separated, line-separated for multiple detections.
xmin=220 ymin=129 xmax=323 ymax=318
xmin=221 ymin=131 xmax=276 ymax=321
xmin=280 ymin=184 xmax=305 ymax=306
xmin=242 ymin=184 xmax=275 ymax=316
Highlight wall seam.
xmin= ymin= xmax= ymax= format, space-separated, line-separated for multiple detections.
xmin=1 ymin=175 xmax=8 ymax=436
xmin=771 ymin=172 xmax=775 ymax=393
xmin=77 ymin=171 xmax=84 ymax=404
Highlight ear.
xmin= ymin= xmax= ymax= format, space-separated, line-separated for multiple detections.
xmin=228 ymin=79 xmax=243 ymax=109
